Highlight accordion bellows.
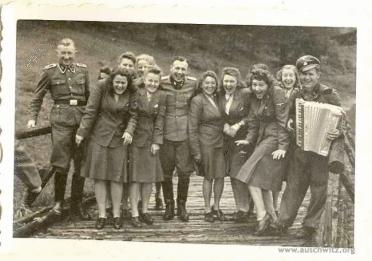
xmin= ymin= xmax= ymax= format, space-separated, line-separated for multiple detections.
xmin=295 ymin=98 xmax=343 ymax=156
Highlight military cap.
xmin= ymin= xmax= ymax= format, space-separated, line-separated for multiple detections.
xmin=296 ymin=55 xmax=320 ymax=72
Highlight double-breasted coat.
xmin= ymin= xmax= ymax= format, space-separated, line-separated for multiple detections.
xmin=77 ymin=80 xmax=137 ymax=182
xmin=235 ymin=86 xmax=290 ymax=191
xmin=189 ymin=93 xmax=225 ymax=180
xmin=217 ymin=88 xmax=252 ymax=178
xmin=129 ymin=87 xmax=166 ymax=183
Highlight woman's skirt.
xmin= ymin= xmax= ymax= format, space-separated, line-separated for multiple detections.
xmin=235 ymin=138 xmax=286 ymax=191
xmin=196 ymin=145 xmax=225 ymax=180
xmin=224 ymin=139 xmax=252 ymax=179
xmin=81 ymin=140 xmax=128 ymax=183
xmin=129 ymin=145 xmax=164 ymax=183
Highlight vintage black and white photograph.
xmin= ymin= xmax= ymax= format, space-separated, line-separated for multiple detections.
xmin=9 ymin=18 xmax=356 ymax=249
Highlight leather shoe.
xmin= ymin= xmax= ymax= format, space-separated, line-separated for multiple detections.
xmin=234 ymin=210 xmax=248 ymax=223
xmin=113 ymin=217 xmax=122 ymax=229
xmin=211 ymin=207 xmax=226 ymax=221
xmin=155 ymin=197 xmax=164 ymax=210
xmin=204 ymin=212 xmax=215 ymax=223
xmin=140 ymin=213 xmax=154 ymax=225
xmin=131 ymin=216 xmax=142 ymax=228
xmin=95 ymin=218 xmax=106 ymax=229
xmin=254 ymin=213 xmax=271 ymax=236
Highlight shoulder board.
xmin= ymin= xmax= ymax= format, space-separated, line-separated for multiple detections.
xmin=186 ymin=76 xmax=197 ymax=81
xmin=161 ymin=75 xmax=170 ymax=81
xmin=43 ymin=63 xmax=57 ymax=70
xmin=76 ymin=63 xmax=87 ymax=68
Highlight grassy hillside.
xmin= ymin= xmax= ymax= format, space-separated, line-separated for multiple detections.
xmin=14 ymin=20 xmax=356 ymax=210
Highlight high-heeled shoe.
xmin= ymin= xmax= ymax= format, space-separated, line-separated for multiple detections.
xmin=254 ymin=213 xmax=271 ymax=235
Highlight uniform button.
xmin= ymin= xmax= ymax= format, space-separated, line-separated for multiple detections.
xmin=69 ymin=86 xmax=72 ymax=89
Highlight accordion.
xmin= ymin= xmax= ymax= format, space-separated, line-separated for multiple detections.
xmin=295 ymin=98 xmax=343 ymax=156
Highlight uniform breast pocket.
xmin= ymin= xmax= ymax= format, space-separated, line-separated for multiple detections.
xmin=50 ymin=79 xmax=69 ymax=96
xmin=72 ymin=76 xmax=86 ymax=95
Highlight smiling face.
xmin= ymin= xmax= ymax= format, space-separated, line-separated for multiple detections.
xmin=112 ymin=74 xmax=128 ymax=95
xmin=57 ymin=44 xmax=76 ymax=66
xmin=170 ymin=60 xmax=188 ymax=81
xmin=299 ymin=68 xmax=320 ymax=93
xmin=144 ymin=72 xmax=160 ymax=94
xmin=223 ymin=74 xmax=238 ymax=95
xmin=281 ymin=68 xmax=296 ymax=90
xmin=202 ymin=76 xmax=217 ymax=96
xmin=118 ymin=58 xmax=135 ymax=72
xmin=251 ymin=79 xmax=269 ymax=99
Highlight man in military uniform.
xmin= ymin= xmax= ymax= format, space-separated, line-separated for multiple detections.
xmin=278 ymin=55 xmax=342 ymax=240
xmin=27 ymin=38 xmax=90 ymax=220
xmin=160 ymin=56 xmax=197 ymax=222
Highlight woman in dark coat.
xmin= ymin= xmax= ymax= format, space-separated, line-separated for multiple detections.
xmin=76 ymin=68 xmax=137 ymax=229
xmin=129 ymin=67 xmax=166 ymax=227
xmin=235 ymin=68 xmax=290 ymax=235
xmin=217 ymin=67 xmax=252 ymax=222
xmin=189 ymin=71 xmax=225 ymax=222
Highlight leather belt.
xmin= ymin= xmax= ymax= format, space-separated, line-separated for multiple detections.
xmin=54 ymin=99 xmax=87 ymax=106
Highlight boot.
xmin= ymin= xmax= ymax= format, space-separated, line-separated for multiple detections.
xmin=163 ymin=199 xmax=175 ymax=220
xmin=70 ymin=173 xmax=91 ymax=221
xmin=177 ymin=199 xmax=189 ymax=222
xmin=162 ymin=178 xmax=175 ymax=220
xmin=51 ymin=171 xmax=67 ymax=216
xmin=176 ymin=176 xmax=190 ymax=220
xmin=155 ymin=182 xmax=163 ymax=210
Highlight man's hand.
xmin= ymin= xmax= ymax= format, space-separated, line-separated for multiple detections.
xmin=235 ymin=140 xmax=250 ymax=146
xmin=151 ymin=144 xmax=160 ymax=155
xmin=272 ymin=149 xmax=286 ymax=160
xmin=287 ymin=118 xmax=294 ymax=132
xmin=27 ymin=120 xmax=36 ymax=128
xmin=122 ymin=132 xmax=133 ymax=145
xmin=327 ymin=129 xmax=341 ymax=141
xmin=75 ymin=134 xmax=84 ymax=146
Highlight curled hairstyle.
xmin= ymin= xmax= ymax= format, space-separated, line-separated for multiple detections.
xmin=196 ymin=70 xmax=219 ymax=95
xmin=220 ymin=67 xmax=244 ymax=94
xmin=136 ymin=54 xmax=156 ymax=67
xmin=107 ymin=67 xmax=135 ymax=95
xmin=249 ymin=68 xmax=275 ymax=89
xmin=117 ymin=51 xmax=136 ymax=65
xmin=275 ymin=64 xmax=301 ymax=89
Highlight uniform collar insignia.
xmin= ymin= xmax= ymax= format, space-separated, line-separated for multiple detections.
xmin=170 ymin=76 xmax=185 ymax=90
xmin=58 ymin=63 xmax=75 ymax=74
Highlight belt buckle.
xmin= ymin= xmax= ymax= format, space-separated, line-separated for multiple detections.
xmin=70 ymin=99 xmax=78 ymax=106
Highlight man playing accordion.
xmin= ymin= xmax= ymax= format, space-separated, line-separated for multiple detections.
xmin=277 ymin=55 xmax=343 ymax=241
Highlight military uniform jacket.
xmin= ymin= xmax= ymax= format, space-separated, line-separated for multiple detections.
xmin=160 ymin=75 xmax=198 ymax=141
xmin=132 ymin=88 xmax=166 ymax=147
xmin=77 ymin=81 xmax=137 ymax=148
xmin=189 ymin=93 xmax=224 ymax=159
xmin=217 ymin=88 xmax=252 ymax=141
xmin=245 ymin=86 xmax=290 ymax=151
xmin=29 ymin=63 xmax=90 ymax=122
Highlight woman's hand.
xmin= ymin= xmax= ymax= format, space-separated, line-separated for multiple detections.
xmin=327 ymin=129 xmax=341 ymax=141
xmin=151 ymin=144 xmax=160 ymax=155
xmin=235 ymin=140 xmax=250 ymax=146
xmin=27 ymin=120 xmax=36 ymax=128
xmin=75 ymin=134 xmax=84 ymax=146
xmin=122 ymin=132 xmax=133 ymax=145
xmin=272 ymin=149 xmax=286 ymax=160
xmin=229 ymin=123 xmax=241 ymax=137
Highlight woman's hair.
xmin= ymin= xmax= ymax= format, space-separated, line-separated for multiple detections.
xmin=136 ymin=54 xmax=156 ymax=67
xmin=143 ymin=65 xmax=163 ymax=80
xmin=106 ymin=67 xmax=135 ymax=95
xmin=196 ymin=70 xmax=219 ymax=95
xmin=117 ymin=51 xmax=136 ymax=65
xmin=275 ymin=64 xmax=301 ymax=89
xmin=219 ymin=67 xmax=245 ymax=94
xmin=248 ymin=67 xmax=275 ymax=89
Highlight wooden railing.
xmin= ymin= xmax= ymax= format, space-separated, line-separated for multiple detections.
xmin=318 ymin=120 xmax=355 ymax=248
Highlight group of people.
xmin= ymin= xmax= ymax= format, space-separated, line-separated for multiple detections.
xmin=25 ymin=37 xmax=343 ymax=240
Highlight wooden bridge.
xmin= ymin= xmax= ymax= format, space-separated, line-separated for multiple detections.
xmin=13 ymin=126 xmax=355 ymax=248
